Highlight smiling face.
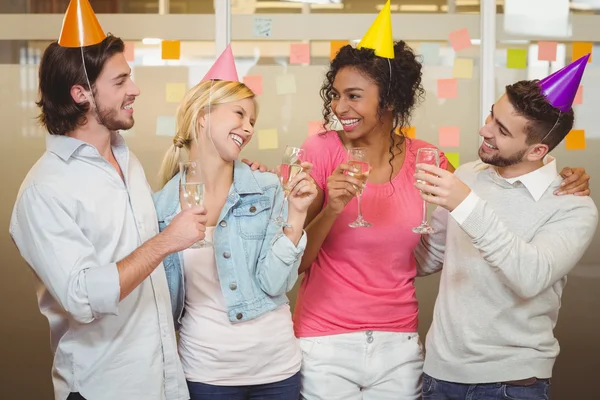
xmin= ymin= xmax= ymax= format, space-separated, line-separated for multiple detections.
xmin=91 ymin=52 xmax=140 ymax=131
xmin=199 ymin=97 xmax=256 ymax=162
xmin=330 ymin=66 xmax=382 ymax=139
xmin=478 ymin=94 xmax=534 ymax=167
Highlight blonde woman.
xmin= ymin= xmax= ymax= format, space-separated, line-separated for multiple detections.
xmin=153 ymin=76 xmax=317 ymax=400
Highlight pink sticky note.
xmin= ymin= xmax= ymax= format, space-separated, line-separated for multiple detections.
xmin=439 ymin=126 xmax=460 ymax=147
xmin=537 ymin=41 xmax=558 ymax=62
xmin=124 ymin=41 xmax=135 ymax=62
xmin=290 ymin=43 xmax=310 ymax=65
xmin=437 ymin=78 xmax=458 ymax=99
xmin=308 ymin=120 xmax=326 ymax=137
xmin=574 ymin=85 xmax=583 ymax=105
xmin=243 ymin=75 xmax=263 ymax=95
xmin=449 ymin=28 xmax=472 ymax=52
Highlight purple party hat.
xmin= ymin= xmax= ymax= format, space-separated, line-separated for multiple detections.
xmin=538 ymin=54 xmax=590 ymax=112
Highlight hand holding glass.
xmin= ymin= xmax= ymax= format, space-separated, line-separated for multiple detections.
xmin=347 ymin=147 xmax=371 ymax=228
xmin=180 ymin=161 xmax=212 ymax=248
xmin=272 ymin=146 xmax=305 ymax=227
xmin=412 ymin=148 xmax=440 ymax=234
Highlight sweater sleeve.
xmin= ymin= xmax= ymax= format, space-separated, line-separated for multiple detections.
xmin=414 ymin=206 xmax=449 ymax=276
xmin=452 ymin=192 xmax=598 ymax=299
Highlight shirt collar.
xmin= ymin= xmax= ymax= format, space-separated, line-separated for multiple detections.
xmin=46 ymin=131 xmax=127 ymax=161
xmin=502 ymin=156 xmax=558 ymax=201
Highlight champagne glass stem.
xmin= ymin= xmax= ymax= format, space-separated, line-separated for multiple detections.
xmin=357 ymin=193 xmax=364 ymax=221
xmin=277 ymin=193 xmax=288 ymax=220
xmin=421 ymin=198 xmax=428 ymax=225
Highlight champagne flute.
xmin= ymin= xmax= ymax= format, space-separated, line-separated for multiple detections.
xmin=272 ymin=146 xmax=305 ymax=227
xmin=347 ymin=147 xmax=371 ymax=228
xmin=180 ymin=161 xmax=212 ymax=248
xmin=412 ymin=148 xmax=440 ymax=234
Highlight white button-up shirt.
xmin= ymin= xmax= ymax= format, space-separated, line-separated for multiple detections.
xmin=9 ymin=133 xmax=188 ymax=400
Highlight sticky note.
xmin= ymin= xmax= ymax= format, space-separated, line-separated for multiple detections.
xmin=258 ymin=129 xmax=279 ymax=150
xmin=573 ymin=42 xmax=593 ymax=63
xmin=538 ymin=41 xmax=558 ymax=61
xmin=448 ymin=28 xmax=472 ymax=52
xmin=330 ymin=40 xmax=350 ymax=60
xmin=253 ymin=17 xmax=272 ymax=37
xmin=165 ymin=83 xmax=187 ymax=103
xmin=243 ymin=75 xmax=263 ymax=95
xmin=290 ymin=43 xmax=310 ymax=65
xmin=437 ymin=79 xmax=458 ymax=99
xmin=161 ymin=40 xmax=181 ymax=60
xmin=276 ymin=74 xmax=296 ymax=95
xmin=156 ymin=116 xmax=176 ymax=137
xmin=308 ymin=120 xmax=326 ymax=137
xmin=419 ymin=42 xmax=441 ymax=65
xmin=574 ymin=86 xmax=583 ymax=105
xmin=452 ymin=58 xmax=473 ymax=79
xmin=403 ymin=126 xmax=416 ymax=138
xmin=124 ymin=41 xmax=135 ymax=62
xmin=565 ymin=130 xmax=586 ymax=150
xmin=446 ymin=153 xmax=461 ymax=168
xmin=507 ymin=49 xmax=527 ymax=69
xmin=439 ymin=127 xmax=460 ymax=147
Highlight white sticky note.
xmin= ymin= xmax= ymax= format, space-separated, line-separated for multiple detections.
xmin=253 ymin=17 xmax=273 ymax=37
xmin=156 ymin=116 xmax=176 ymax=137
xmin=504 ymin=0 xmax=570 ymax=37
xmin=276 ymin=74 xmax=297 ymax=95
xmin=419 ymin=42 xmax=441 ymax=66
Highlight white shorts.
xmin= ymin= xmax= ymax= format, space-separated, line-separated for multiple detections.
xmin=299 ymin=331 xmax=424 ymax=400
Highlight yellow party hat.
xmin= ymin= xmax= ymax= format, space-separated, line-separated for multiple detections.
xmin=357 ymin=0 xmax=394 ymax=59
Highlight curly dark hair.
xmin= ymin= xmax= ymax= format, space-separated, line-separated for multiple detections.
xmin=505 ymin=80 xmax=574 ymax=152
xmin=320 ymin=41 xmax=425 ymax=177
xmin=36 ymin=34 xmax=125 ymax=136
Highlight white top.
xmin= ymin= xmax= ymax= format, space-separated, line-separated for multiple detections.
xmin=9 ymin=133 xmax=187 ymax=400
xmin=416 ymin=160 xmax=598 ymax=384
xmin=178 ymin=227 xmax=301 ymax=386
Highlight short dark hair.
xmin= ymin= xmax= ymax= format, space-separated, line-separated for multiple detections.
xmin=505 ymin=80 xmax=574 ymax=152
xmin=36 ymin=34 xmax=125 ymax=136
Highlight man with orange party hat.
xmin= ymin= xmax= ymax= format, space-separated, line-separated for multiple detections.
xmin=9 ymin=1 xmax=200 ymax=399
xmin=414 ymin=55 xmax=598 ymax=399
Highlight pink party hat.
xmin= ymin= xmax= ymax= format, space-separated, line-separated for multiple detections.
xmin=538 ymin=54 xmax=590 ymax=112
xmin=201 ymin=44 xmax=239 ymax=82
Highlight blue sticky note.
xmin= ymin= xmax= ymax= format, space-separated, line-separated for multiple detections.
xmin=419 ymin=42 xmax=441 ymax=66
xmin=156 ymin=116 xmax=176 ymax=137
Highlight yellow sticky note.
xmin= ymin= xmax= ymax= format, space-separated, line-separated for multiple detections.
xmin=330 ymin=40 xmax=350 ymax=60
xmin=258 ymin=129 xmax=279 ymax=150
xmin=446 ymin=152 xmax=460 ymax=168
xmin=161 ymin=40 xmax=181 ymax=60
xmin=165 ymin=83 xmax=187 ymax=103
xmin=565 ymin=130 xmax=586 ymax=150
xmin=573 ymin=42 xmax=593 ymax=63
xmin=453 ymin=58 xmax=473 ymax=79
xmin=276 ymin=74 xmax=296 ymax=95
xmin=507 ymin=49 xmax=527 ymax=69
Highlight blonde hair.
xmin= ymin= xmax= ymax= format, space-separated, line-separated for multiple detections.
xmin=157 ymin=80 xmax=256 ymax=188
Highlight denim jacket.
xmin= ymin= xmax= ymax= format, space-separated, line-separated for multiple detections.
xmin=153 ymin=160 xmax=307 ymax=329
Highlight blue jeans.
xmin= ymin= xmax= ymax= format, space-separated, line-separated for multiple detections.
xmin=187 ymin=372 xmax=301 ymax=400
xmin=422 ymin=373 xmax=550 ymax=400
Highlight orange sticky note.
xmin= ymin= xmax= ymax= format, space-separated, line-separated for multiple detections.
xmin=308 ymin=120 xmax=326 ymax=137
xmin=124 ymin=41 xmax=135 ymax=62
xmin=290 ymin=43 xmax=310 ymax=65
xmin=439 ymin=126 xmax=460 ymax=147
xmin=565 ymin=130 xmax=586 ymax=150
xmin=395 ymin=126 xmax=416 ymax=138
xmin=243 ymin=75 xmax=263 ymax=95
xmin=574 ymin=86 xmax=583 ymax=105
xmin=573 ymin=42 xmax=593 ymax=63
xmin=330 ymin=40 xmax=350 ymax=60
xmin=449 ymin=28 xmax=472 ymax=52
xmin=437 ymin=78 xmax=458 ymax=99
xmin=161 ymin=40 xmax=181 ymax=60
xmin=538 ymin=41 xmax=557 ymax=62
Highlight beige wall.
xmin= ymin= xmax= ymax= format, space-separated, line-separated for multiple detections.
xmin=1 ymin=12 xmax=599 ymax=400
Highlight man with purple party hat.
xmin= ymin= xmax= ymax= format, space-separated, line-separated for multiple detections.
xmin=413 ymin=55 xmax=598 ymax=399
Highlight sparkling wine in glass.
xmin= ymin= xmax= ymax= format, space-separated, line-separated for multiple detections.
xmin=272 ymin=146 xmax=305 ymax=227
xmin=347 ymin=147 xmax=371 ymax=228
xmin=412 ymin=148 xmax=440 ymax=234
xmin=180 ymin=161 xmax=212 ymax=248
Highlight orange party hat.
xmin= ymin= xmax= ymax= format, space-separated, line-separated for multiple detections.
xmin=58 ymin=0 xmax=106 ymax=48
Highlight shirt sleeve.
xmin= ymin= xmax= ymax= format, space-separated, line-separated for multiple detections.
xmin=10 ymin=184 xmax=121 ymax=323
